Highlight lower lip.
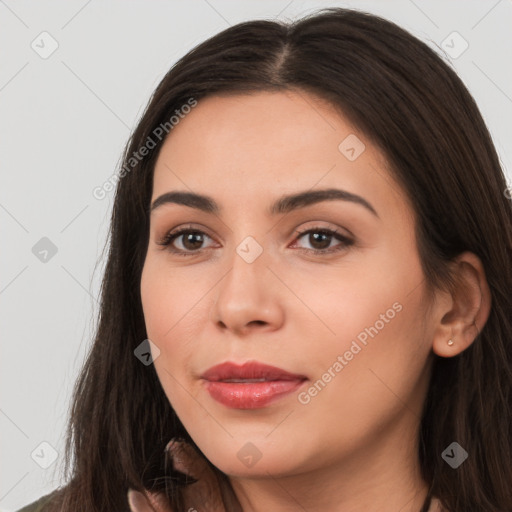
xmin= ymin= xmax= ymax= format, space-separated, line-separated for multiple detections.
xmin=203 ymin=379 xmax=306 ymax=409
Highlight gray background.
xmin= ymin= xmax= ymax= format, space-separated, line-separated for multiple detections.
xmin=1 ymin=0 xmax=511 ymax=510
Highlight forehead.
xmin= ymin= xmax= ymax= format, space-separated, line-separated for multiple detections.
xmin=151 ymin=90 xmax=409 ymax=221
xmin=158 ymin=90 xmax=350 ymax=161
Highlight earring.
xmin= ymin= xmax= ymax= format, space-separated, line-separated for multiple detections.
xmin=447 ymin=339 xmax=454 ymax=346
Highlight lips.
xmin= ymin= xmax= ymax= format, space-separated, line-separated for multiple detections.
xmin=201 ymin=361 xmax=307 ymax=409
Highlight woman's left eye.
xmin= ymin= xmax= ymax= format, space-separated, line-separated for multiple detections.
xmin=156 ymin=226 xmax=353 ymax=256
xmin=291 ymin=227 xmax=353 ymax=254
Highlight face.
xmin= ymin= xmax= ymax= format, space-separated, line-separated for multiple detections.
xmin=140 ymin=90 xmax=435 ymax=479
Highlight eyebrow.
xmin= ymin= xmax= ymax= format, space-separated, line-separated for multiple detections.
xmin=150 ymin=188 xmax=379 ymax=218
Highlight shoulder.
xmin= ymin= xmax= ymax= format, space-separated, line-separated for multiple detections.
xmin=16 ymin=490 xmax=58 ymax=512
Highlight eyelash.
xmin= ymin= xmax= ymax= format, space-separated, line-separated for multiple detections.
xmin=156 ymin=224 xmax=354 ymax=257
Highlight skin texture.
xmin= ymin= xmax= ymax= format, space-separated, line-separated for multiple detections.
xmin=139 ymin=90 xmax=491 ymax=512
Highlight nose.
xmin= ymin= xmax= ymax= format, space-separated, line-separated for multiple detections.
xmin=209 ymin=245 xmax=285 ymax=336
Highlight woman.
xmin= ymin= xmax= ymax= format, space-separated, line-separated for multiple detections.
xmin=20 ymin=6 xmax=512 ymax=512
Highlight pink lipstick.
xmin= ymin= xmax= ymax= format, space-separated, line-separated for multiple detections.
xmin=201 ymin=361 xmax=307 ymax=409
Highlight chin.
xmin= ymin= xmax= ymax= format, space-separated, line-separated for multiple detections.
xmin=191 ymin=434 xmax=311 ymax=479
xmin=211 ymin=455 xmax=301 ymax=479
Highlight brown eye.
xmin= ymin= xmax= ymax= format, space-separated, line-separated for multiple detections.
xmin=306 ymin=231 xmax=332 ymax=250
xmin=292 ymin=228 xmax=353 ymax=254
xmin=178 ymin=231 xmax=206 ymax=251
xmin=157 ymin=227 xmax=215 ymax=255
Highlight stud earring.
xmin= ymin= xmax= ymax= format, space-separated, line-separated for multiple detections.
xmin=447 ymin=339 xmax=454 ymax=346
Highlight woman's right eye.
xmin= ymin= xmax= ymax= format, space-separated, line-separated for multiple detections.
xmin=157 ymin=227 xmax=216 ymax=256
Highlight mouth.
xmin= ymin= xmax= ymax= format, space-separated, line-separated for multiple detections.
xmin=201 ymin=361 xmax=308 ymax=409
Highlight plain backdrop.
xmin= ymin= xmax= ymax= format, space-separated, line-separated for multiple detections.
xmin=1 ymin=0 xmax=511 ymax=510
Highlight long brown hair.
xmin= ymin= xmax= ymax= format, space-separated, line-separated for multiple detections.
xmin=44 ymin=7 xmax=512 ymax=511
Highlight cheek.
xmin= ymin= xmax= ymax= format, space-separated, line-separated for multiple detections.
xmin=141 ymin=258 xmax=205 ymax=340
xmin=140 ymin=263 xmax=193 ymax=414
xmin=300 ymin=246 xmax=429 ymax=403
xmin=140 ymin=258 xmax=211 ymax=388
xmin=293 ymin=262 xmax=409 ymax=357
xmin=303 ymin=279 xmax=430 ymax=432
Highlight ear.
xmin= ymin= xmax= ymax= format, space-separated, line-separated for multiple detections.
xmin=431 ymin=252 xmax=492 ymax=358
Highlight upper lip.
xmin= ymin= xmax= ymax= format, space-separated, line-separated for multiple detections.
xmin=201 ymin=361 xmax=307 ymax=382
